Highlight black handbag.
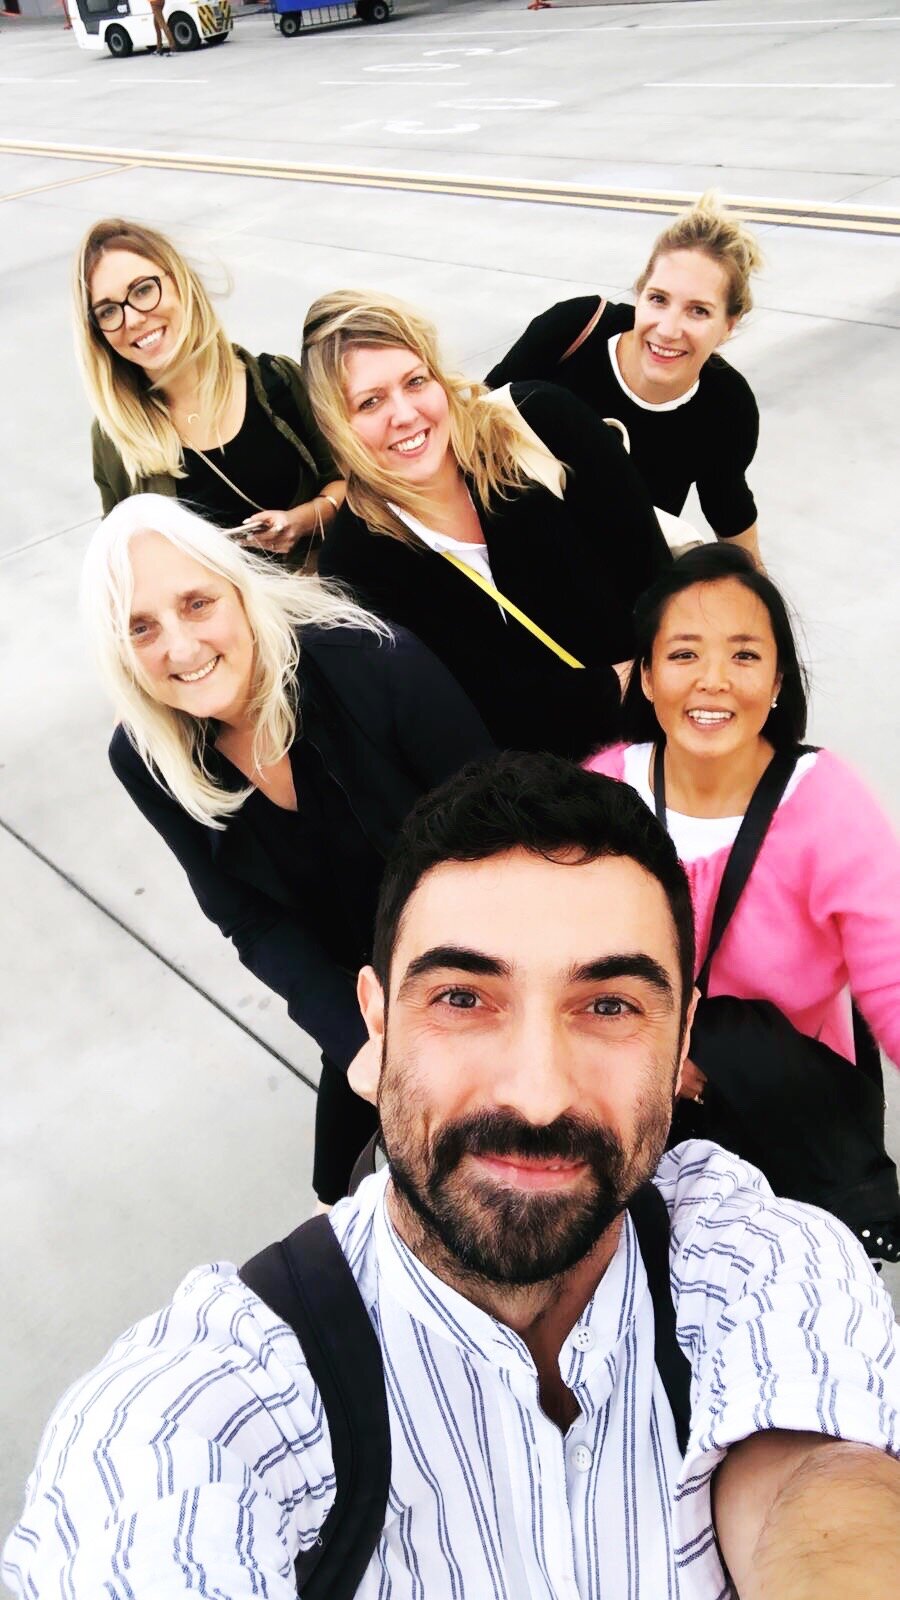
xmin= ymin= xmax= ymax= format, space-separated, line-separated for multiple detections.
xmin=653 ymin=743 xmax=900 ymax=1261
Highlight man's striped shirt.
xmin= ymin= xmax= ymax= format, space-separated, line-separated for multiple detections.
xmin=4 ymin=1141 xmax=899 ymax=1599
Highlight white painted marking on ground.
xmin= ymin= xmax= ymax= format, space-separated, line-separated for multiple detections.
xmin=438 ymin=97 xmax=558 ymax=112
xmin=646 ymin=81 xmax=895 ymax=89
xmin=321 ymin=80 xmax=472 ymax=87
xmin=364 ymin=62 xmax=460 ymax=73
xmin=100 ymin=79 xmax=210 ymax=86
xmin=0 ymin=78 xmax=80 ymax=84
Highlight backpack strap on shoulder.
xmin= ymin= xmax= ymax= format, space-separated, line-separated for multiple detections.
xmin=627 ymin=1183 xmax=692 ymax=1455
xmin=559 ymin=297 xmax=607 ymax=363
xmin=240 ymin=1215 xmax=391 ymax=1600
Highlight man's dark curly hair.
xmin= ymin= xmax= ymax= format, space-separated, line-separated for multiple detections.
xmin=373 ymin=751 xmax=695 ymax=1030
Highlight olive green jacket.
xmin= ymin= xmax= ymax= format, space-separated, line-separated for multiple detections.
xmin=91 ymin=345 xmax=337 ymax=516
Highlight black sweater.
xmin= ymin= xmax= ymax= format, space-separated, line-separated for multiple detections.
xmin=110 ymin=626 xmax=494 ymax=1072
xmin=318 ymin=382 xmax=671 ymax=762
xmin=487 ymin=299 xmax=759 ymax=538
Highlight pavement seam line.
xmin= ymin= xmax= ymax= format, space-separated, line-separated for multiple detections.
xmin=0 ymin=815 xmax=319 ymax=1096
xmin=0 ymin=161 xmax=138 ymax=205
xmin=0 ymin=139 xmax=898 ymax=237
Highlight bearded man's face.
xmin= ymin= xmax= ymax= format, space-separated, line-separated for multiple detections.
xmin=360 ymin=849 xmax=691 ymax=1287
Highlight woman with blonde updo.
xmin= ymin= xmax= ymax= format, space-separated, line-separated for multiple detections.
xmin=305 ymin=291 xmax=671 ymax=762
xmin=488 ymin=193 xmax=765 ymax=563
xmin=73 ymin=219 xmax=344 ymax=565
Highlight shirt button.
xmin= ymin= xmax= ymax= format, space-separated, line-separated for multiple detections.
xmin=571 ymin=1444 xmax=593 ymax=1473
xmin=572 ymin=1327 xmax=595 ymax=1352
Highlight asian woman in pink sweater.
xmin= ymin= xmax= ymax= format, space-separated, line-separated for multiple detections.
xmin=586 ymin=544 xmax=900 ymax=1254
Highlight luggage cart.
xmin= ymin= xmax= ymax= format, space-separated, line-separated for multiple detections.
xmin=273 ymin=0 xmax=392 ymax=38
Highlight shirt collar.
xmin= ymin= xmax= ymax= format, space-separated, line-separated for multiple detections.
xmin=372 ymin=1173 xmax=643 ymax=1394
xmin=608 ymin=331 xmax=700 ymax=412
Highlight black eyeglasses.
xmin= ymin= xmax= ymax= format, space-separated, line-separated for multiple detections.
xmin=90 ymin=275 xmax=163 ymax=333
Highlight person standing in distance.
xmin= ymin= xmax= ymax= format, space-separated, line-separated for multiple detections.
xmin=488 ymin=194 xmax=764 ymax=564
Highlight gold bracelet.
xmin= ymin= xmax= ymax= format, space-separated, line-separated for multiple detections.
xmin=320 ymin=493 xmax=340 ymax=516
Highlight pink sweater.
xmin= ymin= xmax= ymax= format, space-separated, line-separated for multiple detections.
xmin=586 ymin=743 xmax=900 ymax=1068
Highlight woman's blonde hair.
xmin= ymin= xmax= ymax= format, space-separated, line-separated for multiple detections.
xmin=72 ymin=218 xmax=239 ymax=488
xmin=302 ymin=290 xmax=562 ymax=544
xmin=636 ymin=191 xmax=764 ymax=320
xmin=82 ymin=494 xmax=390 ymax=828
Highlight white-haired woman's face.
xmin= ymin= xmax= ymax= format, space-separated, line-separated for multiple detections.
xmin=343 ymin=344 xmax=451 ymax=488
xmin=89 ymin=248 xmax=183 ymax=375
xmin=126 ymin=531 xmax=255 ymax=726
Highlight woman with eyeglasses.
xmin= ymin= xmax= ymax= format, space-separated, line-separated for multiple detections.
xmin=73 ymin=219 xmax=344 ymax=565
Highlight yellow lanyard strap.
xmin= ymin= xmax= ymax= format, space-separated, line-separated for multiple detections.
xmin=441 ymin=551 xmax=584 ymax=669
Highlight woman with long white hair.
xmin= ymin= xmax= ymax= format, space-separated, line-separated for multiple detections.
xmin=82 ymin=494 xmax=493 ymax=1201
xmin=73 ymin=218 xmax=343 ymax=565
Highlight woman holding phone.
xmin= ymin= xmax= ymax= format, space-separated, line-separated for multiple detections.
xmin=73 ymin=218 xmax=343 ymax=566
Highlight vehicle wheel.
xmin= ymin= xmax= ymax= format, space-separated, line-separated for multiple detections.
xmin=279 ymin=13 xmax=301 ymax=34
xmin=170 ymin=12 xmax=200 ymax=48
xmin=367 ymin=1 xmax=390 ymax=20
xmin=105 ymin=23 xmax=133 ymax=56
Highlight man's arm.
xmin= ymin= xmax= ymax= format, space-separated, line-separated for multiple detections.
xmin=714 ymin=1430 xmax=900 ymax=1598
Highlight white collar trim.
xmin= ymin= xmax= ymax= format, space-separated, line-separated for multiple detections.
xmin=608 ymin=332 xmax=700 ymax=413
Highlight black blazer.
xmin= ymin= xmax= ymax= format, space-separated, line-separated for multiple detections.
xmin=110 ymin=626 xmax=494 ymax=1072
xmin=318 ymin=382 xmax=671 ymax=761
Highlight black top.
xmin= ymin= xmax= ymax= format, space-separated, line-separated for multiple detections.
xmin=178 ymin=374 xmax=306 ymax=525
xmin=109 ymin=626 xmax=494 ymax=1072
xmin=318 ymin=381 xmax=672 ymax=762
xmin=486 ymin=298 xmax=759 ymax=538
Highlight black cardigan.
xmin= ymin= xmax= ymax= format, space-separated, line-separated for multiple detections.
xmin=486 ymin=298 xmax=759 ymax=538
xmin=110 ymin=626 xmax=494 ymax=1072
xmin=318 ymin=382 xmax=671 ymax=761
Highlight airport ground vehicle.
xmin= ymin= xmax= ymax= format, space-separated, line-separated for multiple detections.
xmin=70 ymin=0 xmax=232 ymax=57
xmin=272 ymin=0 xmax=392 ymax=39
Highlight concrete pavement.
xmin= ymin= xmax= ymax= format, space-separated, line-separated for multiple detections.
xmin=2 ymin=0 xmax=899 ymax=1540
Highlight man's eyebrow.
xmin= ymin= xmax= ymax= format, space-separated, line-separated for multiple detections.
xmin=568 ymin=953 xmax=675 ymax=1005
xmin=398 ymin=945 xmax=511 ymax=995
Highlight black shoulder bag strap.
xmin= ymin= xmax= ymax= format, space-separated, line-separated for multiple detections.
xmin=652 ymin=743 xmax=803 ymax=993
xmin=240 ymin=1215 xmax=391 ymax=1600
xmin=628 ymin=1183 xmax=692 ymax=1455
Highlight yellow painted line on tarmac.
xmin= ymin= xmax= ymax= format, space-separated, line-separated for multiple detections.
xmin=1 ymin=137 xmax=898 ymax=237
xmin=0 ymin=161 xmax=138 ymax=205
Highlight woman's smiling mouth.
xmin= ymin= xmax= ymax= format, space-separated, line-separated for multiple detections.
xmin=390 ymin=430 xmax=429 ymax=457
xmin=173 ymin=656 xmax=219 ymax=684
xmin=132 ymin=327 xmax=166 ymax=352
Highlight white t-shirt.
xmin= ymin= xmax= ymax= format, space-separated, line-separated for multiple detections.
xmin=390 ymin=502 xmax=505 ymax=618
xmin=609 ymin=331 xmax=700 ymax=412
xmin=623 ymin=740 xmax=819 ymax=862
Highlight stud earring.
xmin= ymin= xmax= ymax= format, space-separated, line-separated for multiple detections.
xmin=771 ymin=697 xmax=778 ymax=709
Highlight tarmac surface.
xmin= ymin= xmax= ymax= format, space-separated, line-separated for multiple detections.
xmin=1 ymin=0 xmax=899 ymax=1541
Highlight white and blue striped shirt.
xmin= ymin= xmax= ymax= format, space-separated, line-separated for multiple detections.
xmin=4 ymin=1142 xmax=899 ymax=1600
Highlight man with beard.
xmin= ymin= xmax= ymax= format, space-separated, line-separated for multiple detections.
xmin=5 ymin=755 xmax=900 ymax=1600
